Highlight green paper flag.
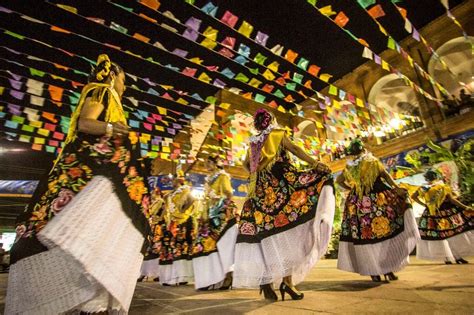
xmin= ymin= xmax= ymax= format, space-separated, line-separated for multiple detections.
xmin=286 ymin=82 xmax=297 ymax=91
xmin=387 ymin=37 xmax=396 ymax=50
xmin=4 ymin=30 xmax=25 ymax=40
xmin=249 ymin=67 xmax=259 ymax=75
xmin=254 ymin=94 xmax=266 ymax=103
xmin=235 ymin=73 xmax=250 ymax=83
xmin=293 ymin=73 xmax=304 ymax=84
xmin=297 ymin=58 xmax=309 ymax=70
xmin=357 ymin=0 xmax=376 ymax=9
xmin=205 ymin=96 xmax=217 ymax=104
xmin=328 ymin=85 xmax=338 ymax=96
xmin=30 ymin=68 xmax=45 ymax=77
xmin=273 ymin=89 xmax=285 ymax=98
xmin=253 ymin=53 xmax=267 ymax=65
xmin=307 ymin=0 xmax=317 ymax=6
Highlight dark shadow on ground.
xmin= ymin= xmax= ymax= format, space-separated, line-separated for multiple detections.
xmin=298 ymin=280 xmax=385 ymax=292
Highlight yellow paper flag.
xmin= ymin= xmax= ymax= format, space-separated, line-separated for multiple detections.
xmin=319 ymin=73 xmax=333 ymax=82
xmin=356 ymin=98 xmax=364 ymax=107
xmin=267 ymin=61 xmax=280 ymax=73
xmin=219 ymin=103 xmax=231 ymax=109
xmin=277 ymin=105 xmax=286 ymax=113
xmin=155 ymin=125 xmax=165 ymax=132
xmin=176 ymin=98 xmax=189 ymax=105
xmin=158 ymin=107 xmax=167 ymax=115
xmin=34 ymin=137 xmax=45 ymax=144
xmin=262 ymin=69 xmax=276 ymax=81
xmin=201 ymin=38 xmax=217 ymax=49
xmin=198 ymin=72 xmax=212 ymax=83
xmin=248 ymin=78 xmax=262 ymax=88
xmin=316 ymin=121 xmax=324 ymax=128
xmin=381 ymin=60 xmax=390 ymax=71
xmin=238 ymin=21 xmax=254 ymax=37
xmin=189 ymin=57 xmax=203 ymax=65
xmin=319 ymin=5 xmax=336 ymax=17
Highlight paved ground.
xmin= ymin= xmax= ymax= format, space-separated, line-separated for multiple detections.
xmin=0 ymin=257 xmax=473 ymax=314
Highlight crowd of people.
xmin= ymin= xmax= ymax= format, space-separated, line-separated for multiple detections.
xmin=4 ymin=55 xmax=473 ymax=314
xmin=443 ymin=88 xmax=474 ymax=117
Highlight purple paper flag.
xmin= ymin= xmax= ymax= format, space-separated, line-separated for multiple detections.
xmin=9 ymin=79 xmax=23 ymax=90
xmin=172 ymin=48 xmax=189 ymax=58
xmin=185 ymin=17 xmax=202 ymax=31
xmin=183 ymin=28 xmax=199 ymax=41
xmin=255 ymin=31 xmax=269 ymax=47
xmin=10 ymin=90 xmax=25 ymax=100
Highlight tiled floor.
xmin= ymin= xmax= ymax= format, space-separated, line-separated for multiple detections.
xmin=1 ymin=257 xmax=473 ymax=314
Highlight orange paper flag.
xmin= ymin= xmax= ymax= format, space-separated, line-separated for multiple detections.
xmin=367 ymin=5 xmax=385 ymax=19
xmin=48 ymin=86 xmax=63 ymax=102
xmin=284 ymin=49 xmax=299 ymax=63
xmin=334 ymin=11 xmax=349 ymax=27
xmin=140 ymin=0 xmax=160 ymax=10
xmin=308 ymin=65 xmax=321 ymax=76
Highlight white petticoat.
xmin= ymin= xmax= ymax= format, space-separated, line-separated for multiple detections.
xmin=5 ymin=176 xmax=144 ymax=314
xmin=192 ymin=224 xmax=238 ymax=289
xmin=417 ymin=230 xmax=474 ymax=262
xmin=233 ymin=185 xmax=336 ymax=288
xmin=140 ymin=258 xmax=160 ymax=278
xmin=337 ymin=209 xmax=420 ymax=276
xmin=158 ymin=259 xmax=194 ymax=285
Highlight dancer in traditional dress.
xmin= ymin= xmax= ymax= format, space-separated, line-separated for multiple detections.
xmin=157 ymin=172 xmax=196 ymax=285
xmin=139 ymin=187 xmax=165 ymax=282
xmin=233 ymin=109 xmax=335 ymax=301
xmin=336 ymin=139 xmax=420 ymax=282
xmin=412 ymin=169 xmax=473 ymax=264
xmin=6 ymin=54 xmax=152 ymax=314
xmin=192 ymin=154 xmax=238 ymax=290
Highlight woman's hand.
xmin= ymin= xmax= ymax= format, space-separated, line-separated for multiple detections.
xmin=111 ymin=122 xmax=129 ymax=137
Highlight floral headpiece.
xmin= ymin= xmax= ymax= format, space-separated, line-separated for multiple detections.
xmin=253 ymin=108 xmax=273 ymax=131
xmin=95 ymin=54 xmax=111 ymax=81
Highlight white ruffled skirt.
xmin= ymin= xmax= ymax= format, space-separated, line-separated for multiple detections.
xmin=192 ymin=224 xmax=238 ymax=289
xmin=417 ymin=230 xmax=474 ymax=262
xmin=5 ymin=176 xmax=144 ymax=314
xmin=233 ymin=185 xmax=336 ymax=288
xmin=337 ymin=209 xmax=420 ymax=276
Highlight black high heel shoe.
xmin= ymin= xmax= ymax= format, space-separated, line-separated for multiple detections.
xmin=259 ymin=284 xmax=278 ymax=301
xmin=370 ymin=275 xmax=381 ymax=282
xmin=455 ymin=258 xmax=469 ymax=264
xmin=279 ymin=282 xmax=304 ymax=301
xmin=219 ymin=275 xmax=233 ymax=290
xmin=384 ymin=272 xmax=398 ymax=281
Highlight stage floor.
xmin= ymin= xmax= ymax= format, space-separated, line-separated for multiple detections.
xmin=0 ymin=257 xmax=472 ymax=314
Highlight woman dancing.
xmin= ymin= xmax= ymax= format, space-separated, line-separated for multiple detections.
xmin=233 ymin=108 xmax=335 ymax=301
xmin=6 ymin=54 xmax=151 ymax=314
xmin=336 ymin=139 xmax=419 ymax=282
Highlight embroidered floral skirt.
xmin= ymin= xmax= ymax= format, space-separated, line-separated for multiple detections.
xmin=337 ymin=179 xmax=420 ymax=276
xmin=192 ymin=197 xmax=238 ymax=289
xmin=6 ymin=135 xmax=151 ymax=314
xmin=156 ymin=217 xmax=195 ymax=284
xmin=416 ymin=201 xmax=474 ymax=261
xmin=233 ymin=161 xmax=335 ymax=288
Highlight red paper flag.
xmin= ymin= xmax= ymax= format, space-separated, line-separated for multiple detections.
xmin=396 ymin=6 xmax=407 ymax=18
xmin=334 ymin=11 xmax=349 ymax=27
xmin=367 ymin=5 xmax=385 ymax=19
xmin=268 ymin=101 xmax=278 ymax=108
xmin=221 ymin=10 xmax=239 ymax=28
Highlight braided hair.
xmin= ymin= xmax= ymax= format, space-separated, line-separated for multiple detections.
xmin=253 ymin=108 xmax=273 ymax=131
xmin=88 ymin=54 xmax=123 ymax=83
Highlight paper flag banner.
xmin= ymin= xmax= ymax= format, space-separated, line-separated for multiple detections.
xmin=319 ymin=73 xmax=332 ymax=82
xmin=197 ymin=72 xmax=212 ymax=83
xmin=221 ymin=10 xmax=238 ymax=28
xmin=255 ymin=31 xmax=269 ymax=46
xmin=238 ymin=21 xmax=254 ymax=37
xmin=235 ymin=73 xmax=250 ymax=83
xmin=183 ymin=28 xmax=198 ymax=41
xmin=262 ymin=69 xmax=276 ymax=81
xmin=328 ymin=85 xmax=338 ymax=96
xmin=201 ymin=2 xmax=218 ymax=17
xmin=357 ymin=0 xmax=375 ymax=9
xmin=254 ymin=94 xmax=266 ymax=103
xmin=221 ymin=36 xmax=236 ymax=49
xmin=334 ymin=11 xmax=349 ymax=27
xmin=270 ymin=44 xmax=284 ymax=56
xmin=221 ymin=68 xmax=235 ymax=79
xmin=362 ymin=46 xmax=373 ymax=59
xmin=284 ymin=49 xmax=298 ymax=63
xmin=368 ymin=5 xmax=385 ymax=19
xmin=253 ymin=53 xmax=267 ymax=65
xmin=140 ymin=0 xmax=160 ymax=10
xmin=319 ymin=5 xmax=336 ymax=17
